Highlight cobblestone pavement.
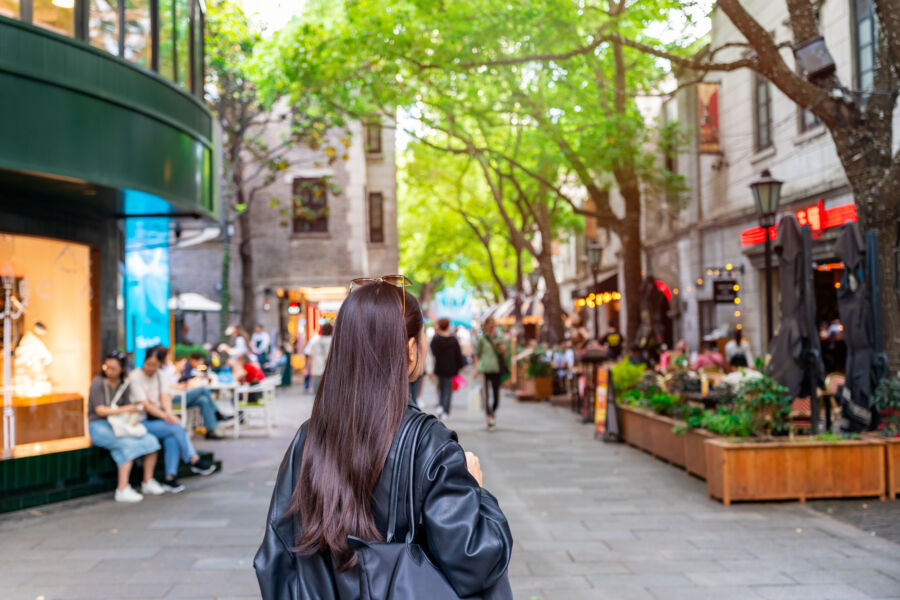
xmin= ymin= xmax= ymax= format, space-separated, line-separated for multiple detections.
xmin=1 ymin=375 xmax=899 ymax=599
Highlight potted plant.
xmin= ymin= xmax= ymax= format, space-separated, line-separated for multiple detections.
xmin=525 ymin=345 xmax=553 ymax=400
xmin=872 ymin=378 xmax=900 ymax=498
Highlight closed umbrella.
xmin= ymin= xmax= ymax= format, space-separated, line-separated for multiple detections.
xmin=767 ymin=215 xmax=824 ymax=428
xmin=834 ymin=223 xmax=888 ymax=432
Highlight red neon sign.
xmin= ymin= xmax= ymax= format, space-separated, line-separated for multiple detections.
xmin=655 ymin=280 xmax=673 ymax=301
xmin=740 ymin=201 xmax=857 ymax=247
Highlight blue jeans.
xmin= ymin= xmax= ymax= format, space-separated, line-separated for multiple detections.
xmin=143 ymin=419 xmax=197 ymax=478
xmin=185 ymin=387 xmax=218 ymax=430
xmin=88 ymin=419 xmax=160 ymax=467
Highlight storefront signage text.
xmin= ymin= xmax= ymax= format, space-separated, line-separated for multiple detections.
xmin=740 ymin=200 xmax=858 ymax=247
xmin=713 ymin=280 xmax=739 ymax=304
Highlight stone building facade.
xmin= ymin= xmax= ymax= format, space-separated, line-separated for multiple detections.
xmin=641 ymin=0 xmax=893 ymax=357
xmin=172 ymin=117 xmax=398 ymax=348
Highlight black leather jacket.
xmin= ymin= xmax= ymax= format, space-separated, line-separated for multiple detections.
xmin=254 ymin=403 xmax=513 ymax=599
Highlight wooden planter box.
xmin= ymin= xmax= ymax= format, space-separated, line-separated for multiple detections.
xmin=533 ymin=376 xmax=553 ymax=400
xmin=887 ymin=438 xmax=900 ymax=500
xmin=865 ymin=434 xmax=900 ymax=500
xmin=705 ymin=438 xmax=886 ymax=505
xmin=618 ymin=405 xmax=685 ymax=467
xmin=684 ymin=428 xmax=717 ymax=480
xmin=516 ymin=376 xmax=551 ymax=401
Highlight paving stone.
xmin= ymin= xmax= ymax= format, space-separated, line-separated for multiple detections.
xmin=752 ymin=583 xmax=872 ymax=599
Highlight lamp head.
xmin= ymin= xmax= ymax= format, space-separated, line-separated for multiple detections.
xmin=587 ymin=243 xmax=603 ymax=270
xmin=750 ymin=169 xmax=783 ymax=225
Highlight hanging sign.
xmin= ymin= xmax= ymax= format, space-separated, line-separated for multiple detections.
xmin=698 ymin=82 xmax=720 ymax=154
xmin=594 ymin=369 xmax=609 ymax=436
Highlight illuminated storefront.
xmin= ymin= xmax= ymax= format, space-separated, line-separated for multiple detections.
xmin=0 ymin=5 xmax=217 ymax=510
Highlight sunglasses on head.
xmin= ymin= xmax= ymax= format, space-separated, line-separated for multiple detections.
xmin=349 ymin=275 xmax=412 ymax=313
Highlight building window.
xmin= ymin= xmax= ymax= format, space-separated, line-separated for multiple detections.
xmin=366 ymin=123 xmax=382 ymax=154
xmin=799 ymin=107 xmax=821 ymax=132
xmin=158 ymin=0 xmax=176 ymax=81
xmin=175 ymin=0 xmax=191 ymax=87
xmin=853 ymin=0 xmax=878 ymax=92
xmin=33 ymin=0 xmax=75 ymax=36
xmin=89 ymin=0 xmax=119 ymax=55
xmin=123 ymin=0 xmax=152 ymax=68
xmin=369 ymin=192 xmax=384 ymax=243
xmin=292 ymin=178 xmax=328 ymax=234
xmin=753 ymin=74 xmax=773 ymax=151
xmin=699 ymin=300 xmax=717 ymax=339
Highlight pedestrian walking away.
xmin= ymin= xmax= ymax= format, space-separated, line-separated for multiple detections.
xmin=254 ymin=279 xmax=513 ymax=599
xmin=430 ymin=317 xmax=464 ymax=419
xmin=130 ymin=346 xmax=216 ymax=493
xmin=473 ymin=316 xmax=506 ymax=431
xmin=87 ymin=351 xmax=163 ymax=503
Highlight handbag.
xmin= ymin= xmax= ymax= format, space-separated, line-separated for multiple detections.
xmin=348 ymin=412 xmax=512 ymax=599
xmin=105 ymin=380 xmax=148 ymax=438
xmin=490 ymin=340 xmax=510 ymax=383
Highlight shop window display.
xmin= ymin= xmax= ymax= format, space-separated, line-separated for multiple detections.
xmin=0 ymin=234 xmax=93 ymax=459
xmin=0 ymin=0 xmax=19 ymax=18
xmin=32 ymin=0 xmax=75 ymax=36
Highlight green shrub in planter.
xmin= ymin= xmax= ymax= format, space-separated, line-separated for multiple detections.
xmin=174 ymin=344 xmax=209 ymax=362
xmin=734 ymin=372 xmax=792 ymax=437
xmin=612 ymin=360 xmax=645 ymax=394
xmin=873 ymin=378 xmax=900 ymax=436
xmin=525 ymin=345 xmax=552 ymax=378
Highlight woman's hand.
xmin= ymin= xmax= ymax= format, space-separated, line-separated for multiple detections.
xmin=465 ymin=452 xmax=483 ymax=487
xmin=164 ymin=412 xmax=180 ymax=425
xmin=127 ymin=403 xmax=144 ymax=413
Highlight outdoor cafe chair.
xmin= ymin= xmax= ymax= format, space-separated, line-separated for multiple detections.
xmin=228 ymin=378 xmax=278 ymax=439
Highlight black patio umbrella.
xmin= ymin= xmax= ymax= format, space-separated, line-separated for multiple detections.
xmin=834 ymin=222 xmax=889 ymax=432
xmin=767 ymin=215 xmax=825 ymax=429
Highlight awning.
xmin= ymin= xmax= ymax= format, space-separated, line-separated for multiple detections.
xmin=168 ymin=292 xmax=222 ymax=312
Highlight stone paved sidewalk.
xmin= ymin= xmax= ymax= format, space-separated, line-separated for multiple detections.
xmin=1 ymin=375 xmax=899 ymax=599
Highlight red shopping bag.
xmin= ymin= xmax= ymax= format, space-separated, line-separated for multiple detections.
xmin=452 ymin=374 xmax=467 ymax=391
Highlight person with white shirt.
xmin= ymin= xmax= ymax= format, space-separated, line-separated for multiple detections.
xmin=132 ymin=346 xmax=216 ymax=493
xmin=304 ymin=323 xmax=333 ymax=395
xmin=724 ymin=329 xmax=754 ymax=369
xmin=250 ymin=324 xmax=272 ymax=363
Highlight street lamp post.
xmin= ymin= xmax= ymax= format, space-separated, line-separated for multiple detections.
xmin=587 ymin=243 xmax=603 ymax=341
xmin=750 ymin=169 xmax=783 ymax=349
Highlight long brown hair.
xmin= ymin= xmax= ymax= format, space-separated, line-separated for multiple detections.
xmin=292 ymin=282 xmax=424 ymax=570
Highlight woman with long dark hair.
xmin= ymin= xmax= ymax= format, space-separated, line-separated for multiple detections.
xmin=87 ymin=351 xmax=163 ymax=502
xmin=255 ymin=280 xmax=513 ymax=598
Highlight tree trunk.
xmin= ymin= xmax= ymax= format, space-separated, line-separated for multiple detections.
xmin=513 ymin=244 xmax=524 ymax=336
xmin=238 ymin=195 xmax=256 ymax=330
xmin=619 ymin=209 xmax=643 ymax=345
xmin=219 ymin=230 xmax=231 ymax=343
xmin=535 ymin=246 xmax=565 ymax=344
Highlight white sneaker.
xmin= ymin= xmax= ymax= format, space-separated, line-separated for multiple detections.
xmin=114 ymin=486 xmax=143 ymax=503
xmin=440 ymin=412 xmax=449 ymax=422
xmin=141 ymin=479 xmax=165 ymax=496
xmin=436 ymin=406 xmax=445 ymax=416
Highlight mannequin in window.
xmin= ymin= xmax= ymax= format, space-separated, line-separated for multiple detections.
xmin=14 ymin=321 xmax=53 ymax=397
